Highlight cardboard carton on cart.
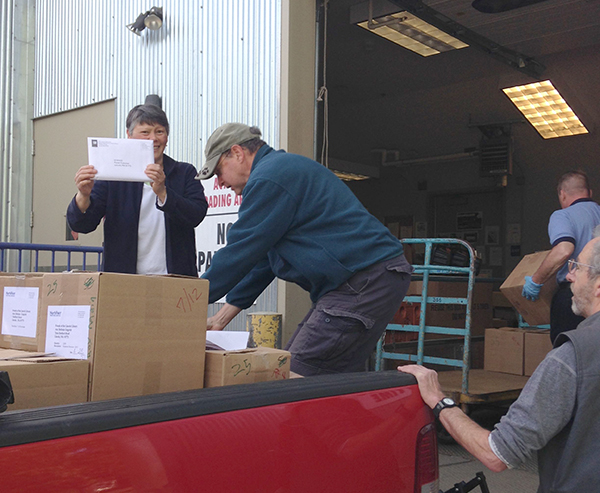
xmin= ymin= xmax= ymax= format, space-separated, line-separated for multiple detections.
xmin=524 ymin=329 xmax=553 ymax=376
xmin=484 ymin=327 xmax=526 ymax=375
xmin=500 ymin=251 xmax=558 ymax=326
xmin=483 ymin=327 xmax=554 ymax=377
xmin=38 ymin=272 xmax=208 ymax=402
xmin=405 ymin=280 xmax=493 ymax=337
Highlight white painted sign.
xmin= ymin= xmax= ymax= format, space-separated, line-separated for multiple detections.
xmin=45 ymin=305 xmax=91 ymax=360
xmin=195 ymin=176 xmax=241 ymax=276
xmin=2 ymin=287 xmax=40 ymax=337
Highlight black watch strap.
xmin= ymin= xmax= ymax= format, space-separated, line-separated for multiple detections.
xmin=433 ymin=397 xmax=457 ymax=418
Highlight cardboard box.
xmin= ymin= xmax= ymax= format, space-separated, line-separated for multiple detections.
xmin=0 ymin=273 xmax=44 ymax=351
xmin=0 ymin=348 xmax=89 ymax=410
xmin=406 ymin=280 xmax=493 ymax=336
xmin=524 ymin=329 xmax=553 ymax=376
xmin=204 ymin=347 xmax=291 ymax=388
xmin=38 ymin=272 xmax=208 ymax=401
xmin=484 ymin=327 xmax=525 ymax=375
xmin=500 ymin=251 xmax=558 ymax=326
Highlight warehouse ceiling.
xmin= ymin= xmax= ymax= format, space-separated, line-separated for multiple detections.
xmin=326 ymin=0 xmax=600 ymax=105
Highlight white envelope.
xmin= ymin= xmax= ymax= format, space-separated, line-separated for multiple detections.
xmin=88 ymin=137 xmax=154 ymax=182
xmin=205 ymin=331 xmax=250 ymax=351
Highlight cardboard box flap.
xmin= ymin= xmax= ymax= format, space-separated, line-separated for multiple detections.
xmin=207 ymin=348 xmax=255 ymax=356
xmin=0 ymin=348 xmax=76 ymax=363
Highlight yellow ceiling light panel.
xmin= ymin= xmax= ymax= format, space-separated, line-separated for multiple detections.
xmin=357 ymin=11 xmax=468 ymax=57
xmin=503 ymin=80 xmax=589 ymax=139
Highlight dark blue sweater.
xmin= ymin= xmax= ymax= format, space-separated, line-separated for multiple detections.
xmin=67 ymin=154 xmax=208 ymax=276
xmin=203 ymin=146 xmax=403 ymax=307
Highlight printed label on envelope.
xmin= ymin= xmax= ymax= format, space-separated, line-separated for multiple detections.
xmin=88 ymin=137 xmax=153 ymax=182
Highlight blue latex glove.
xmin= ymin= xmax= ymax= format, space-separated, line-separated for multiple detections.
xmin=522 ymin=276 xmax=543 ymax=301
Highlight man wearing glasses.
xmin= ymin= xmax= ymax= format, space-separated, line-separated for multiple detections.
xmin=521 ymin=170 xmax=600 ymax=342
xmin=400 ymin=236 xmax=600 ymax=493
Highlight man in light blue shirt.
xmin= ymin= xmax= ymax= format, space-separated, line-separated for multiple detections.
xmin=521 ymin=170 xmax=600 ymax=341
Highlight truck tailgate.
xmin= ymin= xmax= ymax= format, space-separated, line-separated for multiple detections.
xmin=0 ymin=371 xmax=434 ymax=492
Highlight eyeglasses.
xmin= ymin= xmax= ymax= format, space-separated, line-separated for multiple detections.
xmin=567 ymin=259 xmax=594 ymax=274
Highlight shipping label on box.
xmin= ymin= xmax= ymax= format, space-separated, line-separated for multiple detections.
xmin=0 ymin=274 xmax=44 ymax=351
xmin=0 ymin=348 xmax=89 ymax=411
xmin=500 ymin=251 xmax=557 ymax=326
xmin=204 ymin=347 xmax=291 ymax=388
xmin=524 ymin=329 xmax=553 ymax=376
xmin=484 ymin=327 xmax=525 ymax=375
xmin=39 ymin=272 xmax=208 ymax=402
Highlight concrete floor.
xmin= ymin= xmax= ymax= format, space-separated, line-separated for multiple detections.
xmin=438 ymin=442 xmax=539 ymax=493
xmin=435 ymin=404 xmax=540 ymax=492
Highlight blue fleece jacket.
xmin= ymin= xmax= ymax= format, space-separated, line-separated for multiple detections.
xmin=202 ymin=145 xmax=403 ymax=307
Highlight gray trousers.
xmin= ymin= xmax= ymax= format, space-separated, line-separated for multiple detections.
xmin=285 ymin=254 xmax=412 ymax=376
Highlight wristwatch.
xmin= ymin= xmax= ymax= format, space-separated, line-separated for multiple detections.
xmin=433 ymin=397 xmax=457 ymax=418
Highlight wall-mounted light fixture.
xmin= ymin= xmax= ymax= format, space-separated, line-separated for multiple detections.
xmin=502 ymin=80 xmax=589 ymax=139
xmin=127 ymin=7 xmax=163 ymax=36
xmin=350 ymin=0 xmax=468 ymax=57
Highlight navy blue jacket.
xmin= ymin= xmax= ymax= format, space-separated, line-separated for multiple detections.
xmin=67 ymin=154 xmax=208 ymax=276
xmin=203 ymin=146 xmax=403 ymax=307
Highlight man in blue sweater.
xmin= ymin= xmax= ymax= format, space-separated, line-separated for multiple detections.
xmin=198 ymin=123 xmax=412 ymax=376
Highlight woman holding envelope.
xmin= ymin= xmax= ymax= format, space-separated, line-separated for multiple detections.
xmin=66 ymin=104 xmax=208 ymax=276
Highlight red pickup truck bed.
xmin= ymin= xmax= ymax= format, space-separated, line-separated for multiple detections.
xmin=0 ymin=371 xmax=437 ymax=492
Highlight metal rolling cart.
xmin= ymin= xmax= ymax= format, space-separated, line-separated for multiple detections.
xmin=375 ymin=238 xmax=529 ymax=411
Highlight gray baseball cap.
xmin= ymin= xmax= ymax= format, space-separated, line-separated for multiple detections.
xmin=197 ymin=123 xmax=261 ymax=180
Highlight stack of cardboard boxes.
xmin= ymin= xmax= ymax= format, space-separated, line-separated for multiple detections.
xmin=1 ymin=271 xmax=291 ymax=411
xmin=484 ymin=327 xmax=553 ymax=376
xmin=1 ymin=272 xmax=209 ymax=409
xmin=483 ymin=251 xmax=558 ymax=377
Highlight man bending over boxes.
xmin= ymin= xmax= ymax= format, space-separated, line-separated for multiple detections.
xmin=197 ymin=123 xmax=412 ymax=376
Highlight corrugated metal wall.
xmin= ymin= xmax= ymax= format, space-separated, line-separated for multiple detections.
xmin=0 ymin=2 xmax=13 ymax=241
xmin=34 ymin=0 xmax=281 ymax=163
xmin=1 ymin=0 xmax=35 ymax=252
xmin=34 ymin=0 xmax=282 ymax=330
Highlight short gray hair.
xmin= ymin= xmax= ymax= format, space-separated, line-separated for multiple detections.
xmin=237 ymin=126 xmax=265 ymax=153
xmin=587 ymin=239 xmax=600 ymax=281
xmin=126 ymin=104 xmax=170 ymax=135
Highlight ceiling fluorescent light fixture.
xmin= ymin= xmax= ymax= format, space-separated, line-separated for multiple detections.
xmin=356 ymin=10 xmax=468 ymax=57
xmin=502 ymin=80 xmax=588 ymax=139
